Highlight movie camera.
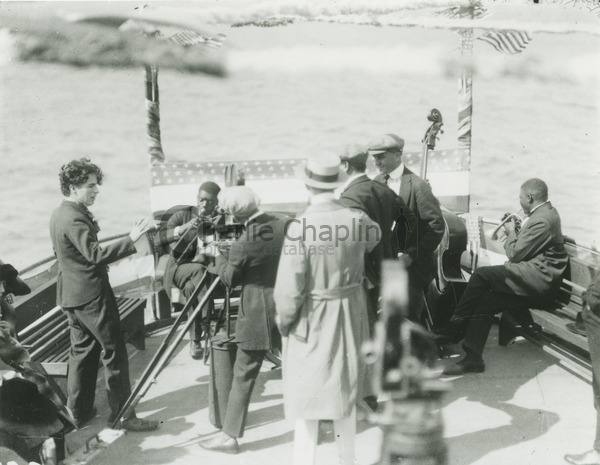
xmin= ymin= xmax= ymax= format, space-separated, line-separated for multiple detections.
xmin=196 ymin=217 xmax=245 ymax=255
xmin=363 ymin=261 xmax=449 ymax=465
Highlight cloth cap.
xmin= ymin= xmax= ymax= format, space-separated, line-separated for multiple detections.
xmin=367 ymin=133 xmax=405 ymax=155
xmin=339 ymin=144 xmax=368 ymax=165
xmin=198 ymin=181 xmax=221 ymax=197
xmin=219 ymin=186 xmax=261 ymax=218
xmin=0 ymin=263 xmax=30 ymax=296
xmin=295 ymin=154 xmax=347 ymax=190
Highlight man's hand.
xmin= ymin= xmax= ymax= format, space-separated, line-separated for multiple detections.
xmin=397 ymin=252 xmax=413 ymax=268
xmin=503 ymin=218 xmax=516 ymax=235
xmin=129 ymin=218 xmax=151 ymax=243
xmin=179 ymin=218 xmax=198 ymax=236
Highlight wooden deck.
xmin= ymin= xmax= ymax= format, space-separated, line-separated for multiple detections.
xmin=62 ymin=323 xmax=596 ymax=465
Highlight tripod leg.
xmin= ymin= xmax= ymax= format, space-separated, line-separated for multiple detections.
xmin=111 ymin=275 xmax=220 ymax=428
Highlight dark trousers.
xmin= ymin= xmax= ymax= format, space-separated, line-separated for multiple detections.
xmin=366 ymin=287 xmax=379 ymax=337
xmin=173 ymin=263 xmax=211 ymax=342
xmin=407 ymin=266 xmax=428 ymax=323
xmin=452 ymin=265 xmax=533 ymax=356
xmin=583 ymin=305 xmax=600 ymax=450
xmin=64 ymin=290 xmax=132 ymax=420
xmin=222 ymin=348 xmax=266 ymax=438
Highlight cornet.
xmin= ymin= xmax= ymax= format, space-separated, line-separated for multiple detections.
xmin=491 ymin=210 xmax=523 ymax=241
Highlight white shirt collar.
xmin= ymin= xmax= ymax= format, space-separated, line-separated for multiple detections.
xmin=528 ymin=200 xmax=550 ymax=216
xmin=388 ymin=162 xmax=405 ymax=180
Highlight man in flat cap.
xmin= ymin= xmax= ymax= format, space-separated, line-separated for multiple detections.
xmin=163 ymin=181 xmax=225 ymax=360
xmin=368 ymin=134 xmax=445 ymax=324
xmin=275 ymin=155 xmax=380 ymax=465
xmin=200 ymin=186 xmax=286 ymax=454
xmin=336 ymin=143 xmax=416 ymax=335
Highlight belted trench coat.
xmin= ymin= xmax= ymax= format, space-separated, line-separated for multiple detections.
xmin=274 ymin=197 xmax=380 ymax=420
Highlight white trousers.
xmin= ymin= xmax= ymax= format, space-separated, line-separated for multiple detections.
xmin=293 ymin=408 xmax=356 ymax=465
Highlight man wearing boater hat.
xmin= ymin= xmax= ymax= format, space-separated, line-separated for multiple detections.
xmin=368 ymin=134 xmax=445 ymax=324
xmin=336 ymin=143 xmax=416 ymax=335
xmin=275 ymin=155 xmax=380 ymax=465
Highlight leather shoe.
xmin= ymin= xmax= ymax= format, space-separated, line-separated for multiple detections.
xmin=73 ymin=406 xmax=97 ymax=428
xmin=361 ymin=395 xmax=379 ymax=412
xmin=190 ymin=340 xmax=204 ymax=360
xmin=199 ymin=435 xmax=239 ymax=454
xmin=443 ymin=356 xmax=485 ymax=376
xmin=565 ymin=449 xmax=600 ymax=465
xmin=118 ymin=417 xmax=159 ymax=432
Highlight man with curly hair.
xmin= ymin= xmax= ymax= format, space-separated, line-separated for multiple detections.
xmin=49 ymin=158 xmax=158 ymax=431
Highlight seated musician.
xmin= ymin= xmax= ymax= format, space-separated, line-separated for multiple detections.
xmin=434 ymin=178 xmax=568 ymax=375
xmin=163 ymin=181 xmax=224 ymax=360
xmin=199 ymin=186 xmax=286 ymax=454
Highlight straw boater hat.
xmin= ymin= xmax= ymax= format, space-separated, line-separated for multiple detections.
xmin=295 ymin=154 xmax=347 ymax=189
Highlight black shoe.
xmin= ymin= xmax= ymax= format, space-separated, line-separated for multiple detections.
xmin=117 ymin=417 xmax=159 ymax=432
xmin=199 ymin=435 xmax=239 ymax=454
xmin=361 ymin=395 xmax=379 ymax=412
xmin=73 ymin=406 xmax=97 ymax=428
xmin=443 ymin=355 xmax=485 ymax=376
xmin=190 ymin=340 xmax=204 ymax=360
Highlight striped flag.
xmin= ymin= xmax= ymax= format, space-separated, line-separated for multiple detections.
xmin=158 ymin=29 xmax=226 ymax=48
xmin=477 ymin=30 xmax=532 ymax=54
xmin=150 ymin=148 xmax=471 ymax=219
xmin=367 ymin=148 xmax=471 ymax=213
xmin=149 ymin=159 xmax=309 ymax=219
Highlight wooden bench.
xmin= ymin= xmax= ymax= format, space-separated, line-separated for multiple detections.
xmin=497 ymin=241 xmax=599 ymax=379
xmin=16 ymin=296 xmax=146 ymax=395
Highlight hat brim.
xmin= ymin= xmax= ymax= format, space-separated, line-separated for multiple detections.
xmin=368 ymin=149 xmax=388 ymax=156
xmin=294 ymin=163 xmax=347 ymax=189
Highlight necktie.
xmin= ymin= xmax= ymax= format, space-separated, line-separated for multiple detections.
xmin=383 ymin=174 xmax=390 ymax=186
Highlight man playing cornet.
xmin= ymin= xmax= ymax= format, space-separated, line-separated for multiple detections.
xmin=163 ymin=181 xmax=224 ymax=360
xmin=434 ymin=178 xmax=568 ymax=375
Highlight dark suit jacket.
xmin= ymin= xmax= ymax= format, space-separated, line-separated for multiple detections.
xmin=339 ymin=174 xmax=416 ymax=286
xmin=49 ymin=200 xmax=136 ymax=308
xmin=503 ymin=202 xmax=568 ymax=300
xmin=213 ymin=213 xmax=286 ymax=351
xmin=374 ymin=167 xmax=445 ymax=283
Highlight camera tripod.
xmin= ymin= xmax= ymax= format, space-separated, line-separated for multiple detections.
xmin=111 ymin=270 xmax=222 ymax=428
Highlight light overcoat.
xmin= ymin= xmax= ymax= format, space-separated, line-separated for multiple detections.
xmin=274 ymin=197 xmax=380 ymax=420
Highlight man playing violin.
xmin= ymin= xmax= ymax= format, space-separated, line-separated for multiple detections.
xmin=163 ymin=181 xmax=224 ymax=360
xmin=435 ymin=178 xmax=568 ymax=375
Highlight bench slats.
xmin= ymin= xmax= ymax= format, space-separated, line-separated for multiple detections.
xmin=18 ymin=297 xmax=147 ymax=377
xmin=530 ymin=309 xmax=589 ymax=353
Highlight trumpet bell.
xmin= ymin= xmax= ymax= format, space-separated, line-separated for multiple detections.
xmin=491 ymin=212 xmax=523 ymax=241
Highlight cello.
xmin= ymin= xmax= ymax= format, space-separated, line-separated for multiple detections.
xmin=418 ymin=109 xmax=469 ymax=330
